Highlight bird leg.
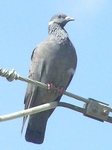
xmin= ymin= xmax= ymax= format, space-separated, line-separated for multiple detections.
xmin=55 ymin=87 xmax=65 ymax=95
xmin=47 ymin=83 xmax=55 ymax=92
xmin=47 ymin=83 xmax=65 ymax=96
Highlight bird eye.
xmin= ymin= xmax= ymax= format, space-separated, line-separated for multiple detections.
xmin=58 ymin=15 xmax=61 ymax=19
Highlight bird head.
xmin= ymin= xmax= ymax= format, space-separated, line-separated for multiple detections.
xmin=48 ymin=14 xmax=74 ymax=28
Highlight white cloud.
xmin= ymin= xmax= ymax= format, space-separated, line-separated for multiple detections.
xmin=85 ymin=0 xmax=105 ymax=13
xmin=74 ymin=0 xmax=106 ymax=16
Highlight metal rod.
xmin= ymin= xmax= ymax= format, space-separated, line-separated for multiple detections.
xmin=0 ymin=102 xmax=84 ymax=122
xmin=0 ymin=68 xmax=89 ymax=103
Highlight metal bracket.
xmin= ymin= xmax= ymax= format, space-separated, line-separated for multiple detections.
xmin=0 ymin=68 xmax=112 ymax=124
xmin=83 ymin=98 xmax=111 ymax=121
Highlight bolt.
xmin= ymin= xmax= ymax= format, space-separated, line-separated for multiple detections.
xmin=92 ymin=106 xmax=98 ymax=112
xmin=101 ymin=108 xmax=108 ymax=116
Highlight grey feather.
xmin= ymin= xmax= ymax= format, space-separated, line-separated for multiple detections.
xmin=22 ymin=13 xmax=77 ymax=144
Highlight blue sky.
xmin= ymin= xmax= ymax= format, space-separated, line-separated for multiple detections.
xmin=0 ymin=1 xmax=112 ymax=149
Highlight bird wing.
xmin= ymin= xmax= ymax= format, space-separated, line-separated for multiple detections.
xmin=21 ymin=45 xmax=46 ymax=132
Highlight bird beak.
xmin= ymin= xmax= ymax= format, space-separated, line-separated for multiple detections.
xmin=65 ymin=16 xmax=75 ymax=22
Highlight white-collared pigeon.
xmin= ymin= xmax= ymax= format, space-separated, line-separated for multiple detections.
xmin=22 ymin=13 xmax=77 ymax=144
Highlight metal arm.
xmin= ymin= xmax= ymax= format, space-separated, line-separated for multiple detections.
xmin=0 ymin=67 xmax=112 ymax=123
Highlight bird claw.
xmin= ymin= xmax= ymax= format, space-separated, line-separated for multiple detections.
xmin=47 ymin=83 xmax=65 ymax=96
xmin=47 ymin=83 xmax=55 ymax=91
xmin=55 ymin=87 xmax=65 ymax=95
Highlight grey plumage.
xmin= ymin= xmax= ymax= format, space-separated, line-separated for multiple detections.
xmin=22 ymin=13 xmax=77 ymax=144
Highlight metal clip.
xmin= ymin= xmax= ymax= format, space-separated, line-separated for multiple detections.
xmin=84 ymin=98 xmax=110 ymax=121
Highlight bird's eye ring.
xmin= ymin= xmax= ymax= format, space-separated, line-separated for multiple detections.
xmin=58 ymin=15 xmax=61 ymax=19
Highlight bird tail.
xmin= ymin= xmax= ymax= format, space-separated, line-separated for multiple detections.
xmin=25 ymin=123 xmax=46 ymax=144
xmin=25 ymin=112 xmax=48 ymax=144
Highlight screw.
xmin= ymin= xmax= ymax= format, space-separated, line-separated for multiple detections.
xmin=92 ymin=106 xmax=98 ymax=112
xmin=101 ymin=108 xmax=108 ymax=116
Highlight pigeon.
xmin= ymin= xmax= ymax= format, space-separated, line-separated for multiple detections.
xmin=22 ymin=13 xmax=77 ymax=144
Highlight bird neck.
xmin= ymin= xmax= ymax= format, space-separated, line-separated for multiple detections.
xmin=48 ymin=23 xmax=68 ymax=41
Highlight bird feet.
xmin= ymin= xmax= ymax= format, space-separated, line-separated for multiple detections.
xmin=47 ymin=83 xmax=65 ymax=96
